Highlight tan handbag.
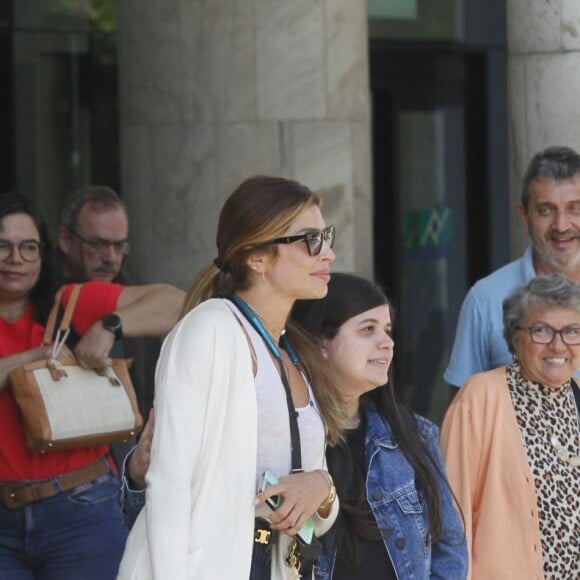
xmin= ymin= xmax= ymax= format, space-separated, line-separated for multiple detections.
xmin=9 ymin=284 xmax=143 ymax=453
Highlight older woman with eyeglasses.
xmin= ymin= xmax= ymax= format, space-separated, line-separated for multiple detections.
xmin=440 ymin=274 xmax=580 ymax=580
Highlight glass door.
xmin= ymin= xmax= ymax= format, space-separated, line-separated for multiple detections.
xmin=396 ymin=108 xmax=466 ymax=419
xmin=371 ymin=47 xmax=491 ymax=421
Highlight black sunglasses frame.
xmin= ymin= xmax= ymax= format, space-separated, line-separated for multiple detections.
xmin=266 ymin=225 xmax=335 ymax=256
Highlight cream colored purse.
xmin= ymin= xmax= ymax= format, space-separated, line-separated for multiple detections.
xmin=9 ymin=284 xmax=143 ymax=452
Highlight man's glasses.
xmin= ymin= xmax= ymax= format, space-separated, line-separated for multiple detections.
xmin=0 ymin=239 xmax=44 ymax=262
xmin=266 ymin=225 xmax=335 ymax=256
xmin=68 ymin=228 xmax=130 ymax=256
xmin=518 ymin=324 xmax=580 ymax=345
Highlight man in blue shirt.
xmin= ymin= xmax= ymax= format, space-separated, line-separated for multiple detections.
xmin=445 ymin=146 xmax=580 ymax=396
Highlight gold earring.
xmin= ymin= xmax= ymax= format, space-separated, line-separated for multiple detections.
xmin=262 ymin=272 xmax=266 ymax=284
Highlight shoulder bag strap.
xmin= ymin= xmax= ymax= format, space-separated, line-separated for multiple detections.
xmin=42 ymin=284 xmax=83 ymax=357
xmin=58 ymin=284 xmax=83 ymax=333
xmin=275 ymin=356 xmax=302 ymax=473
xmin=229 ymin=294 xmax=303 ymax=472
xmin=42 ymin=286 xmax=66 ymax=346
xmin=42 ymin=284 xmax=84 ymax=345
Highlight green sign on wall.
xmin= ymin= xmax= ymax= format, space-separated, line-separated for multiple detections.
xmin=367 ymin=0 xmax=418 ymax=20
xmin=404 ymin=206 xmax=452 ymax=249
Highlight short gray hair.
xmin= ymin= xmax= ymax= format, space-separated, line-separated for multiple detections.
xmin=520 ymin=146 xmax=580 ymax=210
xmin=60 ymin=185 xmax=127 ymax=230
xmin=503 ymin=274 xmax=580 ymax=354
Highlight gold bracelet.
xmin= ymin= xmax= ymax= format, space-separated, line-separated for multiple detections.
xmin=315 ymin=469 xmax=332 ymax=492
xmin=316 ymin=469 xmax=336 ymax=509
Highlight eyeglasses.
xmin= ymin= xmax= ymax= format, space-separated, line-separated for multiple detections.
xmin=67 ymin=228 xmax=130 ymax=256
xmin=266 ymin=225 xmax=335 ymax=256
xmin=518 ymin=324 xmax=580 ymax=345
xmin=0 ymin=239 xmax=44 ymax=262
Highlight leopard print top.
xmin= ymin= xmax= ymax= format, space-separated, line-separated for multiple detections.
xmin=506 ymin=363 xmax=580 ymax=579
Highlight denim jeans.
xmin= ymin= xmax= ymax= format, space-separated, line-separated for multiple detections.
xmin=0 ymin=471 xmax=128 ymax=580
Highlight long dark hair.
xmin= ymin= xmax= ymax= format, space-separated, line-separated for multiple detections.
xmin=292 ymin=273 xmax=445 ymax=567
xmin=0 ymin=192 xmax=58 ymax=324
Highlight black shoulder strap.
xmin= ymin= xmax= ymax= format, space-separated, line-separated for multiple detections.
xmin=229 ymin=295 xmax=302 ymax=472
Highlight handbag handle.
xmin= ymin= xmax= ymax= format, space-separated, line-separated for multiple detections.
xmin=42 ymin=284 xmax=84 ymax=380
xmin=42 ymin=284 xmax=83 ymax=347
xmin=40 ymin=284 xmax=122 ymax=385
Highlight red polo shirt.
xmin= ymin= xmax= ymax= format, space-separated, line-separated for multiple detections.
xmin=0 ymin=282 xmax=124 ymax=481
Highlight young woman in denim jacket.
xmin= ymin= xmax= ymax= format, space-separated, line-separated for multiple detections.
xmin=292 ymin=273 xmax=468 ymax=579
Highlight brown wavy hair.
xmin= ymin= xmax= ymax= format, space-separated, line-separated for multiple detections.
xmin=181 ymin=175 xmax=344 ymax=444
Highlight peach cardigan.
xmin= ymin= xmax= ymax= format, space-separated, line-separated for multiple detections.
xmin=440 ymin=367 xmax=545 ymax=580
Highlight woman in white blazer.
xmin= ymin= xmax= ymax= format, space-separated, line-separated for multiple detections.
xmin=117 ymin=176 xmax=343 ymax=580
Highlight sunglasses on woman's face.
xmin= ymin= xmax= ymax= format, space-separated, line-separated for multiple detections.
xmin=265 ymin=225 xmax=335 ymax=256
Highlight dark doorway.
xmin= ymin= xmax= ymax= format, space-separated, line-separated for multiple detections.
xmin=1 ymin=0 xmax=119 ymax=234
xmin=370 ymin=42 xmax=491 ymax=420
xmin=0 ymin=14 xmax=14 ymax=193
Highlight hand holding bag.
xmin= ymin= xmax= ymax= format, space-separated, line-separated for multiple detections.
xmin=9 ymin=284 xmax=143 ymax=453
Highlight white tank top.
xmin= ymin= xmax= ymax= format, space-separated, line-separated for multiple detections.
xmin=227 ymin=301 xmax=327 ymax=493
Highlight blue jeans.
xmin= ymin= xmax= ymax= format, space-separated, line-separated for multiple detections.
xmin=0 ymin=471 xmax=128 ymax=580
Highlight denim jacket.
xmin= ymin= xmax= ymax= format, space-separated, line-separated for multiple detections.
xmin=119 ymin=447 xmax=145 ymax=529
xmin=315 ymin=401 xmax=468 ymax=580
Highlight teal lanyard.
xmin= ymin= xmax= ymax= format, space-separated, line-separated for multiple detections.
xmin=229 ymin=294 xmax=299 ymax=364
xmin=229 ymin=294 xmax=303 ymax=472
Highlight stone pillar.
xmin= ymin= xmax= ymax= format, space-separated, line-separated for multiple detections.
xmin=507 ymin=0 xmax=580 ymax=256
xmin=118 ymin=0 xmax=372 ymax=288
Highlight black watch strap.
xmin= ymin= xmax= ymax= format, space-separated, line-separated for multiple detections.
xmin=101 ymin=313 xmax=123 ymax=340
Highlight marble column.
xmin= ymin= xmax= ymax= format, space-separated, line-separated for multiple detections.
xmin=118 ymin=0 xmax=372 ymax=288
xmin=507 ymin=0 xmax=580 ymax=255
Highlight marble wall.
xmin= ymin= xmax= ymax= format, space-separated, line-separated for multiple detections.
xmin=507 ymin=0 xmax=580 ymax=256
xmin=118 ymin=0 xmax=372 ymax=289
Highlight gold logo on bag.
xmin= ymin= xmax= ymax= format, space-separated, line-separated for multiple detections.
xmin=255 ymin=529 xmax=271 ymax=544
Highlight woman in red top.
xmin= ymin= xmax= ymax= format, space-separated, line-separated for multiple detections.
xmin=0 ymin=192 xmax=183 ymax=579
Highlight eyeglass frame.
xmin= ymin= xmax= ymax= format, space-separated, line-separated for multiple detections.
xmin=264 ymin=225 xmax=336 ymax=256
xmin=0 ymin=239 xmax=45 ymax=262
xmin=517 ymin=324 xmax=580 ymax=346
xmin=66 ymin=227 xmax=131 ymax=256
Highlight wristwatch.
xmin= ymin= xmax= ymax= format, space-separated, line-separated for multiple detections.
xmin=101 ymin=313 xmax=123 ymax=340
